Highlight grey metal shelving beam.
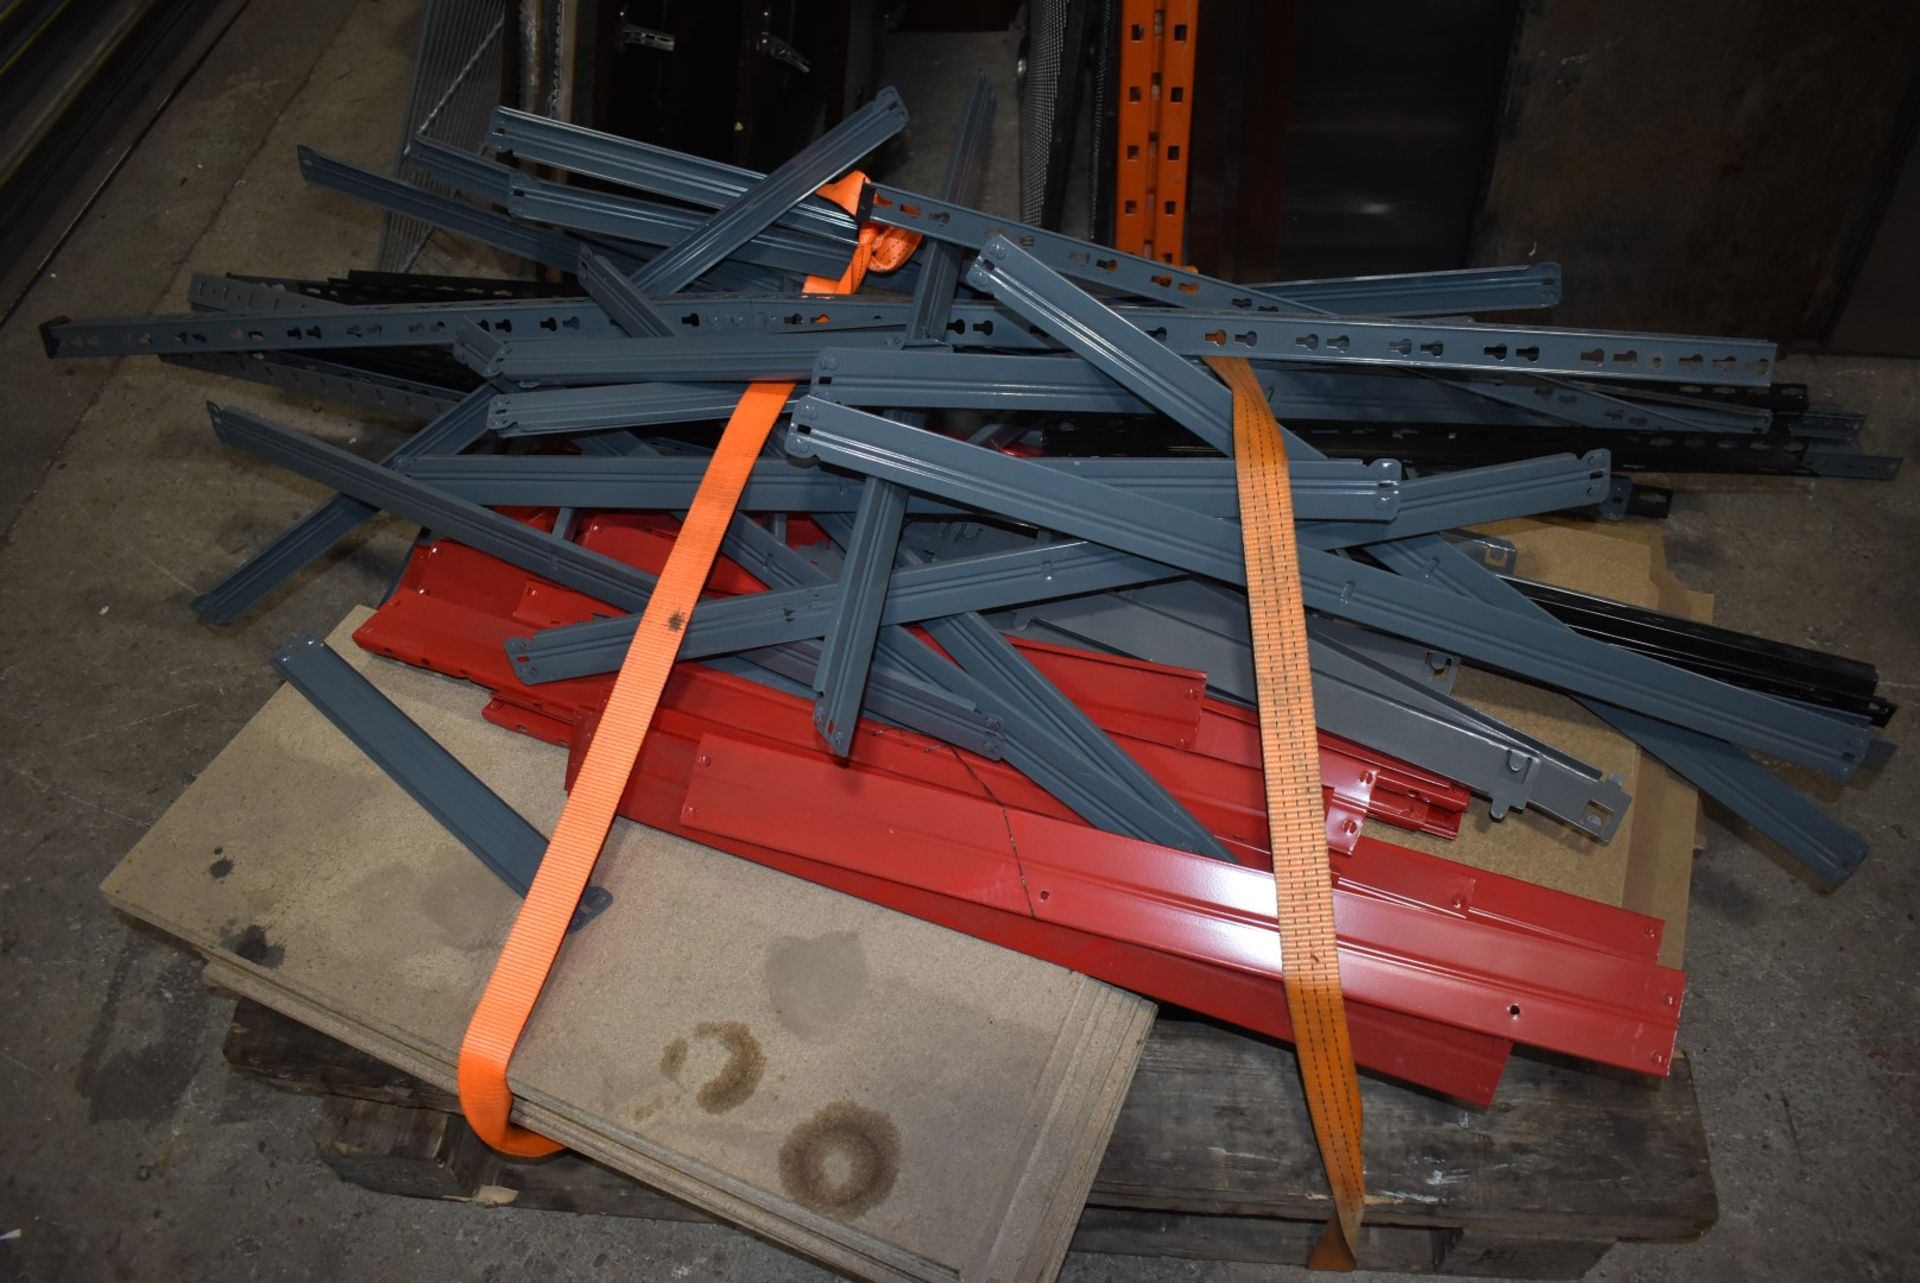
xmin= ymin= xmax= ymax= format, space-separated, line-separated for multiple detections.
xmin=506 ymin=536 xmax=1181 ymax=684
xmin=485 ymin=106 xmax=862 ymax=249
xmin=208 ymin=403 xmax=661 ymax=613
xmin=489 ymin=381 xmax=794 ymax=434
xmin=810 ymin=480 xmax=909 ymax=756
xmin=1451 ymin=372 xmax=1772 ymax=435
xmin=512 ymin=177 xmax=855 ymax=280
xmin=298 ymin=146 xmax=646 ymax=276
xmin=194 ymin=386 xmax=496 ymax=625
xmin=784 ymin=397 xmax=1870 ymax=777
xmin=803 ymin=342 xmax=1769 ymax=437
xmin=272 ymin=633 xmax=612 ymax=927
xmin=490 ymin=329 xmax=904 ymax=385
xmin=187 ymin=274 xmax=350 ymax=314
xmin=402 ymin=451 xmax=1407 ymax=523
xmin=943 ymin=235 xmax=1872 ymax=789
xmin=624 ymin=88 xmax=905 ymax=295
xmin=967 ymin=235 xmax=1777 ymax=390
xmin=1361 ymin=535 xmax=1876 ymax=881
xmin=815 ymin=512 xmax=1227 ymax=858
xmin=810 ymin=77 xmax=992 ymax=762
xmin=43 ymin=296 xmax=622 ymax=357
xmin=716 ymin=513 xmax=1189 ymax=841
xmin=1004 ymin=591 xmax=1628 ymax=838
xmin=576 ymin=248 xmax=675 ymax=338
xmin=1242 ymin=263 xmax=1564 ymax=316
xmin=404 ymin=137 xmax=519 ymax=204
xmin=962 ymin=236 xmax=1236 ymax=450
xmin=1586 ymin=702 xmax=1868 ymax=886
xmin=1298 ymin=452 xmax=1610 ymax=551
xmin=162 ymin=350 xmax=463 ymax=421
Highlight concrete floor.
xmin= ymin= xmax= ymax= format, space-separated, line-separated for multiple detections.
xmin=1 ymin=4 xmax=1915 ymax=1280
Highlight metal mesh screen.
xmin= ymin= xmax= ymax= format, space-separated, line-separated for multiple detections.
xmin=374 ymin=0 xmax=508 ymax=273
xmin=1020 ymin=0 xmax=1069 ymax=227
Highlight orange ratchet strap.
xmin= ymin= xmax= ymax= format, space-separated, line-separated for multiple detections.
xmin=1209 ymin=355 xmax=1368 ymax=1268
xmin=456 ymin=174 xmax=917 ymax=1157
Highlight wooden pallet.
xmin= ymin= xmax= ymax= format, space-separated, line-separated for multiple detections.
xmin=226 ymin=999 xmax=1716 ymax=1278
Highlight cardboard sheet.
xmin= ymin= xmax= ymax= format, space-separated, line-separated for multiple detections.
xmin=105 ymin=610 xmax=1155 ymax=1283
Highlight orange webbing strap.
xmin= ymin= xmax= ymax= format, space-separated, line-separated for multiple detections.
xmin=1209 ymin=355 xmax=1367 ymax=1268
xmin=456 ymin=174 xmax=918 ymax=1157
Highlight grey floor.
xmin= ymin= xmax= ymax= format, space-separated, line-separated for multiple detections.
xmin=1 ymin=4 xmax=1916 ymax=1280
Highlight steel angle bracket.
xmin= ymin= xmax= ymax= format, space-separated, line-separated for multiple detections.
xmin=1245 ymin=263 xmax=1564 ymax=317
xmin=785 ymin=398 xmax=1870 ymax=777
xmin=194 ymin=387 xmax=496 ymax=625
xmin=507 ymin=537 xmax=1181 ymax=682
xmin=493 ymin=330 xmax=904 ymax=386
xmin=208 ymin=403 xmax=659 ymax=613
xmin=486 ymin=107 xmax=861 ymax=249
xmin=627 ymin=88 xmax=906 ymax=294
xmin=575 ymin=249 xmax=675 ymax=338
xmin=272 ymin=634 xmax=611 ymax=927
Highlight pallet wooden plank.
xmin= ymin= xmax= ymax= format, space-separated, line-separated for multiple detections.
xmin=228 ymin=997 xmax=1716 ymax=1248
xmin=1096 ymin=1016 xmax=1716 ymax=1241
xmin=308 ymin=1095 xmax=1627 ymax=1277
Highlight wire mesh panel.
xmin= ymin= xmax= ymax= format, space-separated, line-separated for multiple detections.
xmin=376 ymin=0 xmax=509 ymax=272
xmin=1020 ymin=0 xmax=1068 ymax=227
